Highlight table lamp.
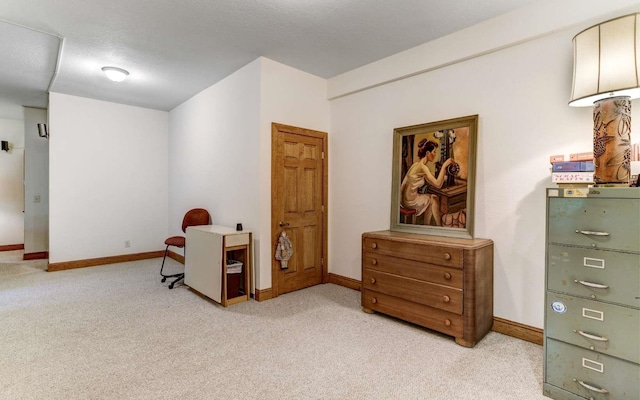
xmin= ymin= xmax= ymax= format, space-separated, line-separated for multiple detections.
xmin=569 ymin=12 xmax=639 ymax=185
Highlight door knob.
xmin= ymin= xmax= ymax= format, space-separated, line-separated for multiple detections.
xmin=279 ymin=221 xmax=290 ymax=227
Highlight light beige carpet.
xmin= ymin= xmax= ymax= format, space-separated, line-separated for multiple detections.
xmin=0 ymin=252 xmax=546 ymax=399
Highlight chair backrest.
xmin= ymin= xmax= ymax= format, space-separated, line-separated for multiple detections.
xmin=181 ymin=208 xmax=211 ymax=233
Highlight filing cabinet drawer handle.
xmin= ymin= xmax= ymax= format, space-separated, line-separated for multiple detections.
xmin=574 ymin=280 xmax=609 ymax=289
xmin=575 ymin=229 xmax=610 ymax=236
xmin=576 ymin=380 xmax=608 ymax=394
xmin=575 ymin=330 xmax=609 ymax=342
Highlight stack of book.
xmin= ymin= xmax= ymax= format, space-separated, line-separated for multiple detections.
xmin=549 ymin=152 xmax=594 ymax=187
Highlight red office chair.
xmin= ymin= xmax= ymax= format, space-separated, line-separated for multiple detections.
xmin=160 ymin=208 xmax=211 ymax=289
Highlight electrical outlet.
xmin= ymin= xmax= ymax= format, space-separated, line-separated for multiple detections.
xmin=124 ymin=240 xmax=131 ymax=248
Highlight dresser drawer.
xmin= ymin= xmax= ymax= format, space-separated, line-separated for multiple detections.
xmin=546 ymin=338 xmax=640 ymax=400
xmin=363 ymin=252 xmax=463 ymax=289
xmin=361 ymin=231 xmax=493 ymax=347
xmin=546 ymin=292 xmax=639 ymax=363
xmin=363 ymin=269 xmax=462 ymax=314
xmin=547 ymin=245 xmax=640 ymax=307
xmin=362 ymin=289 xmax=463 ymax=337
xmin=363 ymin=236 xmax=463 ymax=268
xmin=547 ymin=197 xmax=640 ymax=252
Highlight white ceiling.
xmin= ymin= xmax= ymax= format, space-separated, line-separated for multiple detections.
xmin=0 ymin=0 xmax=540 ymax=119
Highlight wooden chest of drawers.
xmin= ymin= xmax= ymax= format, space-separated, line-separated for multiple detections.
xmin=361 ymin=230 xmax=494 ymax=347
xmin=544 ymin=188 xmax=640 ymax=400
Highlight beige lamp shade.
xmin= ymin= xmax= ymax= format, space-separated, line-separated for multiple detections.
xmin=570 ymin=13 xmax=640 ymax=107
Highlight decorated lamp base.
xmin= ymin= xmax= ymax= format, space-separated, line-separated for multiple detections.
xmin=593 ymin=97 xmax=631 ymax=184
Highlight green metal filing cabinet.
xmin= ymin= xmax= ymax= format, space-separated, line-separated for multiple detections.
xmin=544 ymin=187 xmax=640 ymax=400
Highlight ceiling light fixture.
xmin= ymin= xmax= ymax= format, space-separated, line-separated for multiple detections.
xmin=101 ymin=66 xmax=129 ymax=82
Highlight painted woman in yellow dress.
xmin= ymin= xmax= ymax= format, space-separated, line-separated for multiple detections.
xmin=400 ymin=139 xmax=453 ymax=226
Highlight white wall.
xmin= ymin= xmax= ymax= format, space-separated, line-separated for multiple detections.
xmin=168 ymin=59 xmax=261 ymax=256
xmin=258 ymin=58 xmax=330 ymax=289
xmin=327 ymin=5 xmax=640 ymax=329
xmin=48 ymin=93 xmax=169 ymax=263
xmin=0 ymin=118 xmax=24 ymax=246
xmin=23 ymin=107 xmax=49 ymax=254
xmin=168 ymin=57 xmax=329 ymax=291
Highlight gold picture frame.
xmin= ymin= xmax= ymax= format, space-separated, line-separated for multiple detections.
xmin=390 ymin=115 xmax=478 ymax=239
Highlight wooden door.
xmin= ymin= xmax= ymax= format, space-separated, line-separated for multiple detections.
xmin=271 ymin=123 xmax=327 ymax=296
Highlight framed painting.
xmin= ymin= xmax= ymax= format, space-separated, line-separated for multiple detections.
xmin=390 ymin=115 xmax=478 ymax=239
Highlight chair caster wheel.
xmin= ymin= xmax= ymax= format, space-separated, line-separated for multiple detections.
xmin=161 ymin=278 xmax=166 ymax=282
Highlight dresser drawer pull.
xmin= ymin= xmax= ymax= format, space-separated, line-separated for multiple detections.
xmin=444 ymin=272 xmax=452 ymax=280
xmin=574 ymin=280 xmax=609 ymax=289
xmin=370 ymin=277 xmax=376 ymax=284
xmin=443 ymin=295 xmax=450 ymax=303
xmin=575 ymin=380 xmax=608 ymax=394
xmin=443 ymin=253 xmax=451 ymax=260
xmin=371 ymin=297 xmax=377 ymax=304
xmin=574 ymin=330 xmax=609 ymax=342
xmin=575 ymin=229 xmax=610 ymax=236
xmin=371 ymin=243 xmax=378 ymax=249
xmin=444 ymin=319 xmax=451 ymax=326
xmin=371 ymin=259 xmax=378 ymax=265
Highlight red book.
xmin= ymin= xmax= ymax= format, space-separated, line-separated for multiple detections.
xmin=569 ymin=152 xmax=593 ymax=161
xmin=549 ymin=154 xmax=565 ymax=164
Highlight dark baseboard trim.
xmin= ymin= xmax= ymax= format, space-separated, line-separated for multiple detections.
xmin=329 ymin=273 xmax=543 ymax=345
xmin=47 ymin=251 xmax=164 ymax=272
xmin=328 ymin=273 xmax=361 ymax=291
xmin=0 ymin=243 xmax=24 ymax=252
xmin=492 ymin=316 xmax=543 ymax=345
xmin=168 ymin=250 xmax=184 ymax=264
xmin=24 ymin=251 xmax=49 ymax=260
xmin=255 ymin=287 xmax=274 ymax=302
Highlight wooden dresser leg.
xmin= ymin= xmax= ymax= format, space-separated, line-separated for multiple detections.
xmin=362 ymin=307 xmax=375 ymax=314
xmin=454 ymin=337 xmax=476 ymax=348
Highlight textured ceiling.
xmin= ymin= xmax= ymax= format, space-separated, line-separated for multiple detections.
xmin=0 ymin=21 xmax=59 ymax=118
xmin=0 ymin=0 xmax=539 ymax=118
